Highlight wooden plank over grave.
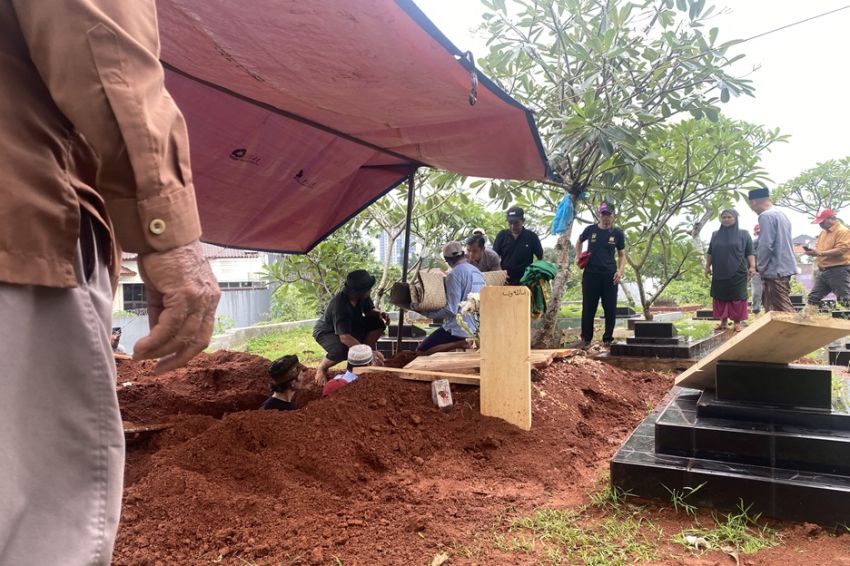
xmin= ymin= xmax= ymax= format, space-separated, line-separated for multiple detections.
xmin=402 ymin=348 xmax=577 ymax=374
xmin=675 ymin=312 xmax=850 ymax=390
xmin=361 ymin=365 xmax=481 ymax=385
xmin=480 ymin=286 xmax=531 ymax=430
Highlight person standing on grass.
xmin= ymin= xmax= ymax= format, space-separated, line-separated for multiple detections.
xmin=576 ymin=202 xmax=626 ymax=347
xmin=493 ymin=206 xmax=543 ymax=285
xmin=0 ymin=2 xmax=221 ymax=563
xmin=747 ymin=188 xmax=797 ymax=312
xmin=705 ymin=209 xmax=755 ymax=332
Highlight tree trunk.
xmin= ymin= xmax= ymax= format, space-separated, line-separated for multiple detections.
xmin=619 ymin=281 xmax=636 ymax=306
xmin=532 ymin=220 xmax=575 ymax=348
xmin=633 ymin=268 xmax=653 ymax=321
xmin=374 ymin=233 xmax=398 ymax=309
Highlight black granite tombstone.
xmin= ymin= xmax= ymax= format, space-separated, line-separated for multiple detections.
xmin=612 ymin=361 xmax=850 ymax=525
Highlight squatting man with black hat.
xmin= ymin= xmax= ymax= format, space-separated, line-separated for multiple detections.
xmin=414 ymin=242 xmax=485 ymax=355
xmin=312 ymin=269 xmax=389 ymax=384
xmin=493 ymin=206 xmax=543 ymax=284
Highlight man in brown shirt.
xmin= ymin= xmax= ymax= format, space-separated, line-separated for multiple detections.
xmin=804 ymin=209 xmax=850 ymax=309
xmin=0 ymin=2 xmax=220 ymax=563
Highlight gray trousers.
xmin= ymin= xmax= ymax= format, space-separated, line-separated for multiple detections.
xmin=751 ymin=273 xmax=763 ymax=312
xmin=0 ymin=221 xmax=124 ymax=564
xmin=808 ymin=266 xmax=850 ymax=306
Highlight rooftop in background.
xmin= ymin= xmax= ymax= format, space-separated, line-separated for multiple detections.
xmin=122 ymin=243 xmax=261 ymax=262
xmin=156 ymin=0 xmax=552 ymax=254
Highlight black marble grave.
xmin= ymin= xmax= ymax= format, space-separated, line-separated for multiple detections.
xmin=694 ymin=309 xmax=718 ymax=320
xmin=611 ymin=322 xmax=725 ymax=359
xmin=616 ymin=306 xmax=637 ymax=317
xmin=612 ymin=362 xmax=850 ymax=525
xmin=715 ymin=361 xmax=831 ymax=408
xmin=376 ymin=324 xmax=427 ymax=357
xmin=790 ymin=294 xmax=805 ymax=311
xmin=829 ymin=349 xmax=850 ymax=366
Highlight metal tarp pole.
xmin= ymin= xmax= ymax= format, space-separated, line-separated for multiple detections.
xmin=396 ymin=170 xmax=417 ymax=353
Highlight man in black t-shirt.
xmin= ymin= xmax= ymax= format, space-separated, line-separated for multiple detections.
xmin=493 ymin=206 xmax=544 ymax=284
xmin=576 ymin=202 xmax=626 ymax=346
xmin=312 ymin=269 xmax=389 ymax=384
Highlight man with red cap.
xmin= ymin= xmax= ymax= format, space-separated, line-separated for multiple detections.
xmin=803 ymin=209 xmax=850 ymax=310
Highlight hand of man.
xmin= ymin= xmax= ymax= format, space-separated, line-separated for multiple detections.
xmin=613 ymin=271 xmax=622 ymax=284
xmin=747 ymin=267 xmax=756 ymax=279
xmin=704 ymin=266 xmax=712 ymax=278
xmin=372 ymin=350 xmax=385 ymax=366
xmin=379 ymin=311 xmax=391 ymax=326
xmin=133 ymin=241 xmax=221 ymax=374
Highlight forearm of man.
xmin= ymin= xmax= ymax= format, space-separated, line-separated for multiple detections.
xmin=12 ymin=0 xmax=201 ymax=253
xmin=617 ymin=250 xmax=626 ymax=275
xmin=705 ymin=255 xmax=712 ymax=269
xmin=338 ymin=334 xmax=360 ymax=348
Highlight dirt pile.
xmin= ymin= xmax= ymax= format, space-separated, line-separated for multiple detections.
xmin=117 ymin=350 xmax=273 ymax=425
xmin=114 ymin=353 xmax=673 ymax=565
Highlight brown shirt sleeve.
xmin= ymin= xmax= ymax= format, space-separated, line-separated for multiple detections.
xmin=10 ymin=0 xmax=201 ymax=253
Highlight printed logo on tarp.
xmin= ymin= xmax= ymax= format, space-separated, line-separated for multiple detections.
xmin=229 ymin=148 xmax=261 ymax=165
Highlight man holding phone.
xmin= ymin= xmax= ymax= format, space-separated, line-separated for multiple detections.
xmin=804 ymin=209 xmax=850 ymax=311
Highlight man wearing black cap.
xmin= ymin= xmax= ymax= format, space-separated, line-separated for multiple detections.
xmin=576 ymin=202 xmax=626 ymax=346
xmin=747 ymin=189 xmax=797 ymax=312
xmin=493 ymin=206 xmax=544 ymax=284
xmin=312 ymin=269 xmax=389 ymax=384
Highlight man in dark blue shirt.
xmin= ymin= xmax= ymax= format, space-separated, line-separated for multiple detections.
xmin=576 ymin=202 xmax=626 ymax=346
xmin=493 ymin=206 xmax=544 ymax=284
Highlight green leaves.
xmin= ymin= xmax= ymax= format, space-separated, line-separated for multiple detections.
xmin=774 ymin=156 xmax=850 ymax=217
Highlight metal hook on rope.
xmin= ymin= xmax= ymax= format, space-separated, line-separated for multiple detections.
xmin=461 ymin=51 xmax=478 ymax=106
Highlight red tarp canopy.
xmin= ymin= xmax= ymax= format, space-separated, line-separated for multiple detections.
xmin=157 ymin=0 xmax=552 ymax=253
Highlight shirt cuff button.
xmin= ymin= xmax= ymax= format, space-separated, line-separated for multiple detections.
xmin=149 ymin=219 xmax=167 ymax=235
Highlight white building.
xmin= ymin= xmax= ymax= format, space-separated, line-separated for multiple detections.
xmin=115 ymin=243 xmax=270 ymax=312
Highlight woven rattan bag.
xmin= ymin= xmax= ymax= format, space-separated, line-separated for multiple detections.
xmin=410 ymin=270 xmax=447 ymax=311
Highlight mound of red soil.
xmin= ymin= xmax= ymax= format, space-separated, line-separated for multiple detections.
xmin=114 ymin=355 xmax=674 ymax=565
xmin=117 ymin=351 xmax=272 ymax=425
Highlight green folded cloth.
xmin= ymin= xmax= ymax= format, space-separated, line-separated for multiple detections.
xmin=520 ymin=260 xmax=558 ymax=318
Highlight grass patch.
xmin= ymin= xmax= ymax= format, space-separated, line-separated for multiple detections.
xmin=673 ymin=501 xmax=780 ymax=555
xmin=663 ymin=483 xmax=705 ymax=518
xmin=833 ymin=372 xmax=850 ymax=412
xmin=244 ymin=326 xmax=328 ymax=365
xmin=673 ymin=319 xmax=716 ymax=341
xmin=501 ymin=507 xmax=660 ymax=565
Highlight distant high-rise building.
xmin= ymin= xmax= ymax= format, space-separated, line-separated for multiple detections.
xmin=377 ymin=232 xmax=416 ymax=265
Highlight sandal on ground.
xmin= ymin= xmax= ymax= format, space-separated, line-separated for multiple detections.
xmin=733 ymin=323 xmax=743 ymax=332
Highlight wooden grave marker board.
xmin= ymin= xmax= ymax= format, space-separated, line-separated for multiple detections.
xmin=479 ymin=286 xmax=531 ymax=430
xmin=675 ymin=311 xmax=850 ymax=390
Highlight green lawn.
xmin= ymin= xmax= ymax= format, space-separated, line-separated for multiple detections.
xmin=244 ymin=326 xmax=327 ymax=365
xmin=673 ymin=319 xmax=716 ymax=341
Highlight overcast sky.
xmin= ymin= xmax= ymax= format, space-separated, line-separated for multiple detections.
xmin=416 ymin=0 xmax=850 ymax=238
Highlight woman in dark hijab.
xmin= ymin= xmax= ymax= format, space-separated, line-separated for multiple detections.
xmin=704 ymin=209 xmax=755 ymax=332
